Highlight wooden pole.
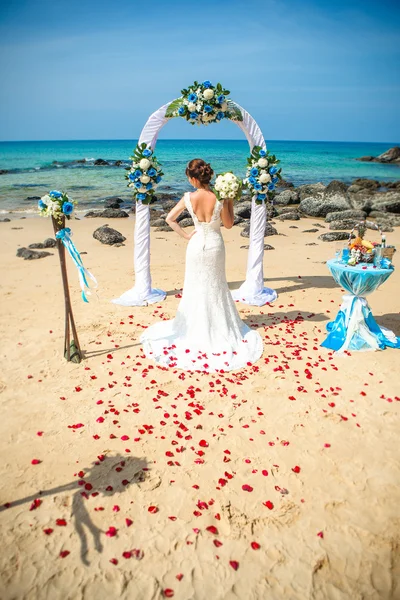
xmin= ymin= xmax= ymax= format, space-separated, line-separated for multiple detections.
xmin=52 ymin=216 xmax=82 ymax=362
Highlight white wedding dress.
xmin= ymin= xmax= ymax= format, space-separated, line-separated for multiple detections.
xmin=140 ymin=192 xmax=263 ymax=372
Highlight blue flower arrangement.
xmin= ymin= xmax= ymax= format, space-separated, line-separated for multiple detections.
xmin=126 ymin=142 xmax=164 ymax=205
xmin=165 ymin=80 xmax=243 ymax=125
xmin=38 ymin=190 xmax=77 ymax=222
xmin=244 ymin=146 xmax=282 ymax=204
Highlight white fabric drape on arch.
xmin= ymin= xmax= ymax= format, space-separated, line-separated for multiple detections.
xmin=112 ymin=101 xmax=277 ymax=307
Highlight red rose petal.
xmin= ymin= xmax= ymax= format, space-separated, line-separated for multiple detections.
xmin=125 ymin=518 xmax=133 ymax=527
xmin=263 ymin=501 xmax=274 ymax=510
xmin=163 ymin=590 xmax=174 ymax=598
xmin=292 ymin=466 xmax=301 ymax=474
xmin=106 ymin=526 xmax=117 ymax=537
xmin=43 ymin=528 xmax=53 ymax=535
xmin=31 ymin=459 xmax=41 ymax=465
xmin=56 ymin=518 xmax=67 ymax=526
xmin=148 ymin=506 xmax=158 ymax=514
xmin=229 ymin=560 xmax=239 ymax=571
xmin=317 ymin=531 xmax=324 ymax=538
xmin=251 ymin=541 xmax=260 ymax=550
xmin=59 ymin=550 xmax=70 ymax=558
xmin=242 ymin=484 xmax=253 ymax=492
xmin=110 ymin=558 xmax=118 ymax=565
xmin=206 ymin=525 xmax=218 ymax=535
xmin=199 ymin=439 xmax=209 ymax=447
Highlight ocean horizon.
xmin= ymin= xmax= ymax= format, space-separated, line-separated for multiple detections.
xmin=1 ymin=139 xmax=399 ymax=214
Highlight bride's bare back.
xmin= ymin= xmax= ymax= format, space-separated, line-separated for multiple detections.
xmin=189 ymin=189 xmax=217 ymax=223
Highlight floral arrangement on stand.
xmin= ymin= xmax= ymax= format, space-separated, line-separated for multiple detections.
xmin=126 ymin=143 xmax=163 ymax=205
xmin=214 ymin=172 xmax=242 ymax=201
xmin=38 ymin=190 xmax=76 ymax=223
xmin=165 ymin=80 xmax=243 ymax=125
xmin=244 ymin=146 xmax=282 ymax=204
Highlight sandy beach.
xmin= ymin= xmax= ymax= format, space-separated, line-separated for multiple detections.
xmin=0 ymin=214 xmax=399 ymax=600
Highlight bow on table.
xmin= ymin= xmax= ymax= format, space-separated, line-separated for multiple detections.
xmin=55 ymin=228 xmax=98 ymax=302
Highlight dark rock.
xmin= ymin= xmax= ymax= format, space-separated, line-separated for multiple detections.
xmin=312 ymin=223 xmax=325 ymax=228
xmin=348 ymin=184 xmax=362 ymax=193
xmin=289 ymin=226 xmax=298 ymax=228
xmin=357 ymin=156 xmax=374 ymax=162
xmin=93 ymin=225 xmax=126 ymax=245
xmin=240 ymin=221 xmax=278 ymax=238
xmin=370 ymin=192 xmax=400 ymax=214
xmin=17 ymin=247 xmax=52 ymax=260
xmin=348 ymin=191 xmax=374 ymax=212
xmin=234 ymin=201 xmax=252 ymax=219
xmin=176 ymin=209 xmax=191 ymax=222
xmin=274 ymin=189 xmax=300 ymax=205
xmin=376 ymin=146 xmax=400 ymax=163
xmin=85 ymin=209 xmax=129 ymax=218
xmin=155 ymin=225 xmax=173 ymax=232
xmin=100 ymin=208 xmax=129 ymax=218
xmin=44 ymin=238 xmax=57 ymax=248
xmin=299 ymin=194 xmax=350 ymax=217
xmin=178 ymin=217 xmax=194 ymax=228
xmin=303 ymin=228 xmax=319 ymax=233
xmin=318 ymin=231 xmax=352 ymax=242
xmin=159 ymin=200 xmax=177 ymax=211
xmin=325 ymin=180 xmax=349 ymax=195
xmin=352 ymin=178 xmax=380 ymax=190
xmin=240 ymin=244 xmax=275 ymax=250
xmin=150 ymin=218 xmax=167 ymax=227
xmin=276 ymin=179 xmax=294 ymax=189
xmin=275 ymin=205 xmax=299 ymax=215
xmin=104 ymin=198 xmax=123 ymax=209
xmin=329 ymin=219 xmax=359 ymax=231
xmin=277 ymin=211 xmax=300 ymax=221
xmin=26 ymin=196 xmax=41 ymax=201
xmin=0 ymin=169 xmax=8 ymax=175
xmin=233 ymin=215 xmax=245 ymax=226
xmin=28 ymin=242 xmax=45 ymax=249
xmin=325 ymin=209 xmax=366 ymax=222
xmin=94 ymin=159 xmax=110 ymax=166
xmin=297 ymin=183 xmax=326 ymax=200
xmin=0 ymin=218 xmax=10 ymax=222
xmin=306 ymin=243 xmax=318 ymax=246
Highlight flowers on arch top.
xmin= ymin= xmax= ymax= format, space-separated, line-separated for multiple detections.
xmin=38 ymin=190 xmax=77 ymax=222
xmin=166 ymin=80 xmax=243 ymax=125
xmin=126 ymin=143 xmax=164 ymax=204
xmin=244 ymin=146 xmax=282 ymax=204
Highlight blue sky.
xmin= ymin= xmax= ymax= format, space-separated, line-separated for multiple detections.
xmin=0 ymin=0 xmax=399 ymax=142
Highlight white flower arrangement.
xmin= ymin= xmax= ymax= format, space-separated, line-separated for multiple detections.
xmin=165 ymin=80 xmax=243 ymax=126
xmin=244 ymin=146 xmax=282 ymax=204
xmin=38 ymin=190 xmax=77 ymax=222
xmin=214 ymin=172 xmax=243 ymax=201
xmin=126 ymin=143 xmax=164 ymax=204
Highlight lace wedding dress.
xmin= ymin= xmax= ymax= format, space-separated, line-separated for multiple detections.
xmin=140 ymin=192 xmax=263 ymax=372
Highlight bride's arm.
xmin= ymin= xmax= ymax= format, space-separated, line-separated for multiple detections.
xmin=221 ymin=198 xmax=234 ymax=229
xmin=166 ymin=198 xmax=195 ymax=240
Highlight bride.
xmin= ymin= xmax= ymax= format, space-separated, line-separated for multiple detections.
xmin=140 ymin=159 xmax=263 ymax=372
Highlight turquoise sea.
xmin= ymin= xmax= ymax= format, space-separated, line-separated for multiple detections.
xmin=0 ymin=139 xmax=399 ymax=215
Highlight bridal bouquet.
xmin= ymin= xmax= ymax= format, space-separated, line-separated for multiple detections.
xmin=244 ymin=146 xmax=282 ymax=204
xmin=214 ymin=172 xmax=242 ymax=201
xmin=126 ymin=143 xmax=163 ymax=204
xmin=166 ymin=80 xmax=243 ymax=125
xmin=38 ymin=190 xmax=76 ymax=223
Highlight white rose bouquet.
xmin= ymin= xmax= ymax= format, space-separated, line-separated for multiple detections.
xmin=126 ymin=143 xmax=164 ymax=204
xmin=214 ymin=172 xmax=242 ymax=201
xmin=166 ymin=80 xmax=243 ymax=126
xmin=38 ymin=190 xmax=76 ymax=223
xmin=244 ymin=146 xmax=282 ymax=204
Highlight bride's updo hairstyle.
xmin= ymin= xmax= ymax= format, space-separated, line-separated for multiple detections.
xmin=186 ymin=158 xmax=214 ymax=186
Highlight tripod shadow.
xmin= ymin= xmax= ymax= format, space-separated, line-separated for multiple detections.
xmin=1 ymin=454 xmax=148 ymax=566
xmin=242 ymin=310 xmax=328 ymax=328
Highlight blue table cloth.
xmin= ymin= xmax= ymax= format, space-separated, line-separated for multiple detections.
xmin=321 ymin=259 xmax=400 ymax=353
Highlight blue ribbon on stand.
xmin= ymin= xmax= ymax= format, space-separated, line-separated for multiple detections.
xmin=56 ymin=227 xmax=98 ymax=302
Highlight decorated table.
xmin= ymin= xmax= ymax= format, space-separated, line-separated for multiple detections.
xmin=321 ymin=259 xmax=400 ymax=353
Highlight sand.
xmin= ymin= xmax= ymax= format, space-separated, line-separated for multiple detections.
xmin=0 ymin=214 xmax=399 ymax=600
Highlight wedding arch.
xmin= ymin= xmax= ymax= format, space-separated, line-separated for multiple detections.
xmin=112 ymin=80 xmax=278 ymax=307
